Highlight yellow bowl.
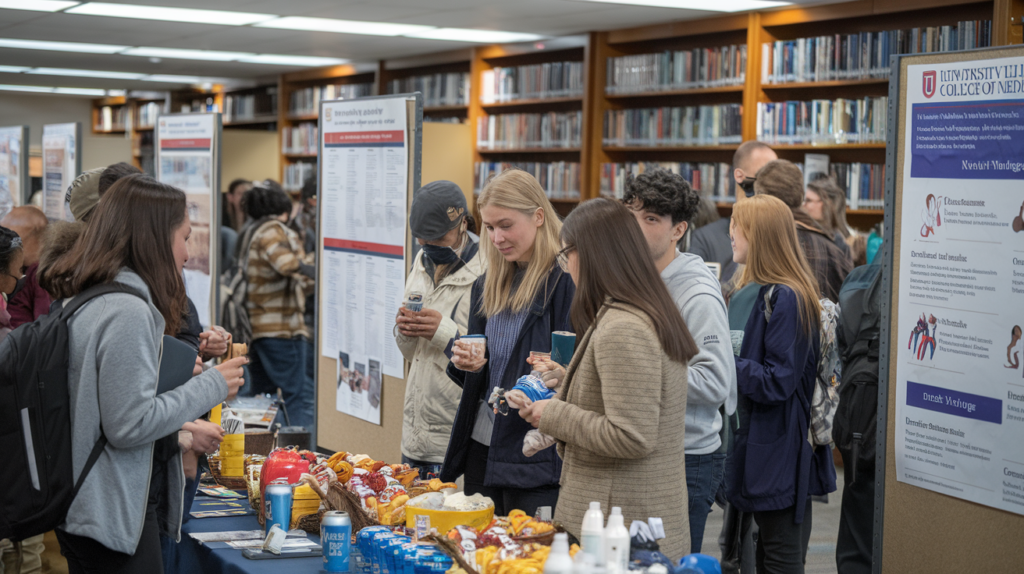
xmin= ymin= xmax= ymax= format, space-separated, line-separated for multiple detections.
xmin=405 ymin=506 xmax=494 ymax=534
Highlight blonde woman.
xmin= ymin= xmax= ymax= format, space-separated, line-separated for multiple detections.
xmin=440 ymin=169 xmax=574 ymax=516
xmin=726 ymin=195 xmax=836 ymax=573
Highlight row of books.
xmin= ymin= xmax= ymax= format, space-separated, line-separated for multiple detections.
xmin=603 ymin=105 xmax=743 ymax=147
xmin=762 ymin=21 xmax=993 ymax=84
xmin=474 ymin=162 xmax=581 ymax=200
xmin=755 ymin=97 xmax=887 ymax=145
xmin=800 ymin=161 xmax=886 ymax=209
xmin=599 ymin=162 xmax=733 ymax=202
xmin=605 ymin=45 xmax=747 ymax=94
xmin=137 ymin=102 xmax=161 ymax=129
xmin=476 ymin=112 xmax=583 ymax=150
xmin=480 ymin=62 xmax=584 ymax=103
xmin=96 ymin=105 xmax=128 ymax=132
xmin=224 ymin=89 xmax=278 ymax=123
xmin=288 ymin=83 xmax=374 ymax=117
xmin=387 ymin=73 xmax=469 ymax=107
xmin=282 ymin=123 xmax=317 ymax=155
xmin=283 ymin=161 xmax=316 ymax=192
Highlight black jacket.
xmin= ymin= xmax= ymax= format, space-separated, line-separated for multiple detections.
xmin=439 ymin=266 xmax=575 ymax=489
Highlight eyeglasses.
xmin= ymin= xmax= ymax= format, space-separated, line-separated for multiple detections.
xmin=556 ymin=246 xmax=574 ymax=272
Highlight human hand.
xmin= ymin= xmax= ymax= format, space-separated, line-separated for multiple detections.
xmin=199 ymin=326 xmax=230 ymax=360
xmin=519 ymin=399 xmax=551 ymax=428
xmin=452 ymin=339 xmax=487 ymax=373
xmin=397 ymin=308 xmax=442 ymax=339
xmin=183 ymin=419 xmax=225 ymax=454
xmin=214 ymin=356 xmax=248 ymax=401
xmin=193 ymin=355 xmax=204 ymax=377
xmin=539 ymin=364 xmax=566 ymax=389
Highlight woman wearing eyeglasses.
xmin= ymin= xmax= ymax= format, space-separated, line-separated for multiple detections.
xmin=440 ymin=169 xmax=574 ymax=516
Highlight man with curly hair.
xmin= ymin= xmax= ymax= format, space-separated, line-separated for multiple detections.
xmin=623 ymin=169 xmax=736 ymax=553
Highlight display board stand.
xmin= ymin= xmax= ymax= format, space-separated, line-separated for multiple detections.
xmin=0 ymin=126 xmax=29 ymax=208
xmin=877 ymin=45 xmax=1024 ymax=573
xmin=155 ymin=112 xmax=222 ymax=329
xmin=41 ymin=122 xmax=81 ymax=221
xmin=315 ymin=93 xmax=423 ymax=458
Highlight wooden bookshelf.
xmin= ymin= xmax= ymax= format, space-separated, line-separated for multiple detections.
xmin=91 ymin=96 xmax=128 ymax=134
xmin=378 ymin=50 xmax=472 ymax=123
xmin=222 ymin=84 xmax=278 ymax=130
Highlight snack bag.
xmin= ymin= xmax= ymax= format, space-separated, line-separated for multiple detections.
xmin=493 ymin=366 xmax=564 ymax=457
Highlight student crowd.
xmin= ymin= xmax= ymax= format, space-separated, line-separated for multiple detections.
xmin=0 ymin=140 xmax=881 ymax=574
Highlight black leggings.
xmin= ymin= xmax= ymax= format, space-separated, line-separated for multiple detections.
xmin=57 ymin=508 xmax=163 ymax=574
xmin=752 ymin=500 xmax=813 ymax=574
xmin=463 ymin=440 xmax=560 ymax=517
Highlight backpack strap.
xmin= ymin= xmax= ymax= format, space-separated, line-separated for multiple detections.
xmin=763 ymin=285 xmax=776 ymax=323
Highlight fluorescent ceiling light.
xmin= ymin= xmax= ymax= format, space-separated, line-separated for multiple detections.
xmin=236 ymin=54 xmax=348 ymax=67
xmin=570 ymin=0 xmax=790 ymax=11
xmin=53 ymin=86 xmax=106 ymax=95
xmin=0 ymin=37 xmax=126 ymax=53
xmin=0 ymin=65 xmax=30 ymax=73
xmin=404 ymin=28 xmax=545 ymax=43
xmin=28 ymin=67 xmax=146 ymax=80
xmin=255 ymin=16 xmax=434 ymax=37
xmin=0 ymin=83 xmax=52 ymax=93
xmin=65 ymin=2 xmax=274 ymax=25
xmin=121 ymin=47 xmax=255 ymax=61
xmin=142 ymin=74 xmax=220 ymax=84
xmin=0 ymin=83 xmax=111 ymax=96
xmin=0 ymin=0 xmax=79 ymax=11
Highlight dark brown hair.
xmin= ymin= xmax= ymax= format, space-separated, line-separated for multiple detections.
xmin=40 ymin=174 xmax=188 ymax=336
xmin=753 ymin=159 xmax=804 ymax=208
xmin=560 ymin=198 xmax=698 ymax=364
xmin=98 ymin=162 xmax=142 ymax=196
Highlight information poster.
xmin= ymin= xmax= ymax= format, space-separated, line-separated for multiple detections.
xmin=319 ymin=97 xmax=409 ymax=425
xmin=0 ymin=126 xmax=26 ymax=210
xmin=41 ymin=122 xmax=79 ymax=221
xmin=157 ymin=114 xmax=219 ymax=328
xmin=895 ymin=54 xmax=1024 ymax=515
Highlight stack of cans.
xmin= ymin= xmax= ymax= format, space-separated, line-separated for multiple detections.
xmin=353 ymin=526 xmax=452 ymax=574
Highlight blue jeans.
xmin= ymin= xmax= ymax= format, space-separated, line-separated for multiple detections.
xmin=249 ymin=336 xmax=315 ymax=431
xmin=401 ymin=455 xmax=443 ymax=480
xmin=686 ymin=452 xmax=727 ymax=553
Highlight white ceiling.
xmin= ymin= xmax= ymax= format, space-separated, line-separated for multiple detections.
xmin=0 ymin=0 xmax=836 ymax=91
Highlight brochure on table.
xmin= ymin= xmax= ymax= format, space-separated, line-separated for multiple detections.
xmin=0 ymin=126 xmax=28 ymax=209
xmin=41 ymin=122 xmax=80 ymax=221
xmin=319 ymin=96 xmax=411 ymax=426
xmin=895 ymin=52 xmax=1024 ymax=515
xmin=156 ymin=113 xmax=220 ymax=329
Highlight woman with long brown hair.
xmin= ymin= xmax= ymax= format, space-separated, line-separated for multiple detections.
xmin=519 ymin=198 xmax=697 ymax=559
xmin=41 ymin=174 xmax=247 ymax=572
xmin=726 ymin=195 xmax=836 ymax=573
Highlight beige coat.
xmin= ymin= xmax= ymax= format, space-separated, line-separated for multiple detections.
xmin=539 ymin=303 xmax=690 ymax=559
xmin=395 ymin=246 xmax=484 ymax=463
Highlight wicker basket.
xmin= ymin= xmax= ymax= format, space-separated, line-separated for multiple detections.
xmin=327 ymin=483 xmax=381 ymax=533
xmin=244 ymin=431 xmax=275 ymax=456
xmin=207 ymin=455 xmax=247 ymax=490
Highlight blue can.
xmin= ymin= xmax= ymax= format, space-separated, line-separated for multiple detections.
xmin=264 ymin=483 xmax=292 ymax=535
xmin=406 ymin=292 xmax=424 ymax=312
xmin=359 ymin=526 xmax=391 ymax=555
xmin=322 ymin=510 xmax=352 ymax=572
xmin=413 ymin=550 xmax=453 ymax=574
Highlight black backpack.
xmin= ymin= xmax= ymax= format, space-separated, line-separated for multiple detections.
xmin=832 ymin=263 xmax=883 ymax=482
xmin=0 ymin=283 xmax=144 ymax=541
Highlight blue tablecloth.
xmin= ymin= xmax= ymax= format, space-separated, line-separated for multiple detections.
xmin=169 ymin=493 xmax=326 ymax=574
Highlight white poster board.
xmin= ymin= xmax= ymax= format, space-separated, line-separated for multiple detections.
xmin=319 ymin=96 xmax=411 ymax=425
xmin=894 ymin=52 xmax=1024 ymax=515
xmin=156 ymin=113 xmax=220 ymax=329
xmin=0 ymin=126 xmax=28 ymax=210
xmin=41 ymin=122 xmax=80 ymax=221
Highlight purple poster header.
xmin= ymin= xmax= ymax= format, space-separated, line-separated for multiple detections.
xmin=910 ymin=99 xmax=1024 ymax=180
xmin=906 ymin=381 xmax=1002 ymax=424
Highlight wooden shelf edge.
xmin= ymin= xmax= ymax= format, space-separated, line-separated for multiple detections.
xmin=93 ymin=128 xmax=127 ymax=134
xmin=286 ymin=114 xmax=319 ymax=121
xmin=135 ymin=126 xmax=155 ymax=132
xmin=603 ymin=144 xmax=740 ymax=152
xmin=423 ymin=105 xmax=469 ymax=113
xmin=476 ymin=147 xmax=582 ymax=154
xmin=713 ymin=202 xmax=883 ymax=216
xmin=761 ymin=78 xmax=889 ymax=89
xmin=284 ymin=153 xmax=318 ymax=159
xmin=605 ymin=85 xmax=744 ymax=98
xmin=769 ymin=143 xmax=886 ymax=150
xmin=480 ymin=96 xmax=584 ymax=108
xmin=224 ymin=115 xmax=279 ymax=126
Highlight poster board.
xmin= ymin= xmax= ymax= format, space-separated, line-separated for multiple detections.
xmin=0 ymin=126 xmax=29 ymax=209
xmin=316 ymin=93 xmax=422 ymax=456
xmin=156 ymin=113 xmax=221 ymax=329
xmin=41 ymin=122 xmax=80 ymax=221
xmin=878 ymin=45 xmax=1024 ymax=573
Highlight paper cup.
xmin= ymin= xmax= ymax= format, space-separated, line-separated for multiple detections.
xmin=461 ymin=335 xmax=487 ymax=359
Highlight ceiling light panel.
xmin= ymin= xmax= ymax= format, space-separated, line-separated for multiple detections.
xmin=52 ymin=86 xmax=107 ymax=95
xmin=28 ymin=67 xmax=146 ymax=80
xmin=121 ymin=47 xmax=256 ymax=61
xmin=0 ymin=65 xmax=30 ymax=73
xmin=0 ymin=0 xmax=79 ymax=11
xmin=65 ymin=2 xmax=275 ymax=26
xmin=569 ymin=0 xmax=790 ymax=11
xmin=0 ymin=38 xmax=126 ymax=53
xmin=236 ymin=54 xmax=349 ymax=66
xmin=255 ymin=16 xmax=435 ymax=37
xmin=404 ymin=28 xmax=545 ymax=43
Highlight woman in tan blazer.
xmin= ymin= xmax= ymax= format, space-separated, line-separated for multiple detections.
xmin=520 ymin=198 xmax=700 ymax=559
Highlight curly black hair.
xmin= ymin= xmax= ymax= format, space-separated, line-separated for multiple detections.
xmin=621 ymin=168 xmax=701 ymax=225
xmin=243 ymin=180 xmax=292 ymax=220
xmin=0 ymin=225 xmax=23 ymax=276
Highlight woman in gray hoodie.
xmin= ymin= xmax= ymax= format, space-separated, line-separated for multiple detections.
xmin=39 ymin=174 xmax=247 ymax=572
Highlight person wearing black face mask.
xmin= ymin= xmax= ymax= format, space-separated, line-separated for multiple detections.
xmin=395 ymin=181 xmax=483 ymax=477
xmin=0 ymin=225 xmax=25 ymax=343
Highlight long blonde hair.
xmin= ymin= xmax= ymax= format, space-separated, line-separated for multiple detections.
xmin=477 ymin=169 xmax=562 ymax=317
xmin=733 ymin=195 xmax=822 ymax=335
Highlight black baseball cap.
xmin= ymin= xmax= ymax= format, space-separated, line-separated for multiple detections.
xmin=410 ymin=180 xmax=467 ymax=241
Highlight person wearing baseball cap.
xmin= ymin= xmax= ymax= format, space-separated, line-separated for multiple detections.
xmin=395 ymin=180 xmax=483 ymax=477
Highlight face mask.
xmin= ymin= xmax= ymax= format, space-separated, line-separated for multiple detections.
xmin=6 ymin=273 xmax=25 ymax=300
xmin=421 ymin=243 xmax=461 ymax=266
xmin=739 ymin=177 xmax=757 ymax=197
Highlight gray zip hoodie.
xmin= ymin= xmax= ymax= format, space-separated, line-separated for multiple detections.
xmin=661 ymin=250 xmax=737 ymax=454
xmin=62 ymin=269 xmax=228 ymax=554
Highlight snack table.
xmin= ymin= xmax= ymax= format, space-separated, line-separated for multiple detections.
xmin=170 ymin=492 xmax=325 ymax=574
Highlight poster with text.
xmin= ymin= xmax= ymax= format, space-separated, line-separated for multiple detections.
xmin=896 ymin=53 xmax=1024 ymax=515
xmin=0 ymin=126 xmax=24 ymax=210
xmin=157 ymin=114 xmax=218 ymax=328
xmin=319 ymin=95 xmax=409 ymax=411
xmin=41 ymin=123 xmax=78 ymax=221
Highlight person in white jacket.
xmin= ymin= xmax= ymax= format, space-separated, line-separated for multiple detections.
xmin=395 ymin=181 xmax=483 ymax=477
xmin=623 ymin=169 xmax=737 ymax=554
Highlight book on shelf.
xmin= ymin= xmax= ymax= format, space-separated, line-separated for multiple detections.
xmin=606 ymin=45 xmax=747 ymax=94
xmin=796 ymin=159 xmax=885 ymax=209
xmin=755 ymin=97 xmax=886 ymax=145
xmin=97 ymin=105 xmax=127 ymax=131
xmin=474 ymin=162 xmax=580 ymax=200
xmin=284 ymin=161 xmax=316 ymax=192
xmin=602 ymin=105 xmax=742 ymax=147
xmin=425 ymin=117 xmax=463 ymax=124
xmin=600 ymin=162 xmax=733 ymax=202
xmin=477 ymin=111 xmax=582 ymax=150
xmin=387 ymin=72 xmax=469 ymax=107
xmin=288 ymin=83 xmax=374 ymax=117
xmin=224 ymin=89 xmax=277 ymax=123
xmin=480 ymin=61 xmax=584 ymax=104
xmin=761 ymin=21 xmax=992 ymax=84
xmin=137 ymin=102 xmax=160 ymax=129
xmin=282 ymin=123 xmax=318 ymax=155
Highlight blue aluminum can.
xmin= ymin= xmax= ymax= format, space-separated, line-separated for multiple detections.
xmin=406 ymin=292 xmax=424 ymax=312
xmin=264 ymin=483 xmax=292 ymax=535
xmin=321 ymin=510 xmax=352 ymax=572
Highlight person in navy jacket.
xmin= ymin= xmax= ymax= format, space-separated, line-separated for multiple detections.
xmin=726 ymin=195 xmax=837 ymax=573
xmin=440 ymin=169 xmax=573 ymax=516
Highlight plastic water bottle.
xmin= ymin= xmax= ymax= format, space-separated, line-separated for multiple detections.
xmin=580 ymin=501 xmax=605 ymax=565
xmin=604 ymin=507 xmax=630 ymax=574
xmin=543 ymin=533 xmax=574 ymax=574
